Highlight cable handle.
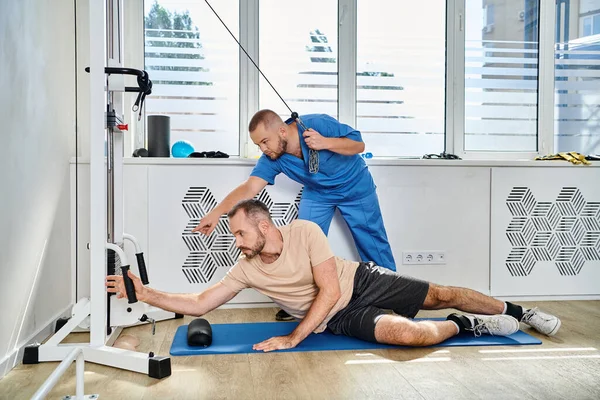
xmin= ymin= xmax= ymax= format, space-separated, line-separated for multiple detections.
xmin=136 ymin=253 xmax=150 ymax=285
xmin=291 ymin=112 xmax=319 ymax=174
xmin=291 ymin=112 xmax=309 ymax=132
xmin=85 ymin=66 xmax=146 ymax=78
xmin=121 ymin=266 xmax=138 ymax=304
xmin=85 ymin=66 xmax=152 ymax=120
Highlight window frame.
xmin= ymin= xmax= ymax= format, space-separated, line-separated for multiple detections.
xmin=134 ymin=0 xmax=560 ymax=160
xmin=581 ymin=13 xmax=600 ymax=37
xmin=240 ymin=0 xmax=260 ymax=158
xmin=452 ymin=0 xmax=554 ymax=160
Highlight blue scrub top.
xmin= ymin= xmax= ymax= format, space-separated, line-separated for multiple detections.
xmin=250 ymin=114 xmax=375 ymax=202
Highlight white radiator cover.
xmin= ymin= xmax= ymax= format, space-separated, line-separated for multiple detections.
xmin=71 ymin=159 xmax=600 ymax=304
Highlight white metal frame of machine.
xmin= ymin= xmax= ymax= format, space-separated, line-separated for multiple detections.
xmin=23 ymin=0 xmax=172 ymax=393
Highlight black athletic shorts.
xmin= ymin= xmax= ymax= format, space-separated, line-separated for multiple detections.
xmin=327 ymin=262 xmax=430 ymax=343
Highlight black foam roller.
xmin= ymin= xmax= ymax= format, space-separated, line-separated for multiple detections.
xmin=187 ymin=318 xmax=212 ymax=347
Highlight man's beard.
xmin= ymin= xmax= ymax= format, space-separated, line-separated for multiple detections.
xmin=266 ymin=137 xmax=287 ymax=160
xmin=239 ymin=230 xmax=266 ymax=259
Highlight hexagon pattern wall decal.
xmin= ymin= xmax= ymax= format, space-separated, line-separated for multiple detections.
xmin=506 ymin=187 xmax=600 ymax=276
xmin=180 ymin=187 xmax=303 ymax=284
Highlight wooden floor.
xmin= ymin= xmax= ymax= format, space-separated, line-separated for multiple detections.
xmin=1 ymin=301 xmax=599 ymax=400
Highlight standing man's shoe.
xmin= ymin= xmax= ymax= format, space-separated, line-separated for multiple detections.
xmin=275 ymin=309 xmax=294 ymax=321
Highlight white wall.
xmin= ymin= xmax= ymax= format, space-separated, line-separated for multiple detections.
xmin=73 ymin=160 xmax=600 ymax=310
xmin=0 ymin=0 xmax=76 ymax=378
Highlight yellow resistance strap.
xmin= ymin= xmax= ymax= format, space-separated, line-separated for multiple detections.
xmin=535 ymin=152 xmax=591 ymax=165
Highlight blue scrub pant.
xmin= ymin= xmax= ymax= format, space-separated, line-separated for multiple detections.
xmin=298 ymin=191 xmax=396 ymax=271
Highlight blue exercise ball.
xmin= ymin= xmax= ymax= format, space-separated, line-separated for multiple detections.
xmin=171 ymin=140 xmax=195 ymax=158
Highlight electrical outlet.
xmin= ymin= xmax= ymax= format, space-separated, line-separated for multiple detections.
xmin=402 ymin=251 xmax=446 ymax=265
xmin=435 ymin=252 xmax=446 ymax=263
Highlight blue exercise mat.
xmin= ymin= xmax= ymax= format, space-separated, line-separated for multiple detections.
xmin=170 ymin=319 xmax=541 ymax=356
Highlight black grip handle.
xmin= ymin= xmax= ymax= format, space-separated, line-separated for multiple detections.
xmin=84 ymin=66 xmax=146 ymax=78
xmin=136 ymin=253 xmax=149 ymax=285
xmin=121 ymin=266 xmax=138 ymax=304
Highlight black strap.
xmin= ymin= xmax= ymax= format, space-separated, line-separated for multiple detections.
xmin=422 ymin=152 xmax=462 ymax=160
xmin=86 ymin=67 xmax=153 ymax=121
xmin=133 ymin=71 xmax=153 ymax=121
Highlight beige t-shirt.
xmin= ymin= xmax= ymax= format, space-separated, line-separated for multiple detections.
xmin=220 ymin=220 xmax=359 ymax=333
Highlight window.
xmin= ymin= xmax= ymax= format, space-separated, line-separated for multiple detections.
xmin=483 ymin=4 xmax=495 ymax=27
xmin=136 ymin=1 xmax=583 ymax=160
xmin=595 ymin=14 xmax=600 ymax=34
xmin=556 ymin=5 xmax=600 ymax=155
xmin=583 ymin=16 xmax=593 ymax=37
xmin=356 ymin=0 xmax=446 ymax=157
xmin=144 ymin=0 xmax=240 ymax=155
xmin=259 ymin=0 xmax=338 ymax=121
xmin=581 ymin=13 xmax=600 ymax=37
xmin=463 ymin=0 xmax=540 ymax=153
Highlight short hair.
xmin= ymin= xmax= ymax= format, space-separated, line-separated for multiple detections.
xmin=248 ymin=109 xmax=282 ymax=133
xmin=227 ymin=199 xmax=273 ymax=225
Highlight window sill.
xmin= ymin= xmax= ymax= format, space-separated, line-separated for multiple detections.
xmin=70 ymin=156 xmax=599 ymax=168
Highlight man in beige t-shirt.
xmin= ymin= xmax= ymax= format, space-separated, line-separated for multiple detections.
xmin=220 ymin=216 xmax=359 ymax=334
xmin=107 ymin=200 xmax=561 ymax=352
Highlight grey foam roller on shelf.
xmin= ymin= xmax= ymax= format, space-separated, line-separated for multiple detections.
xmin=147 ymin=115 xmax=171 ymax=157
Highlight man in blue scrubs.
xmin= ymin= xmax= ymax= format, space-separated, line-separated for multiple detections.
xmin=193 ymin=109 xmax=396 ymax=319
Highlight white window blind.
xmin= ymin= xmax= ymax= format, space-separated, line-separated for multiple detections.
xmin=464 ymin=0 xmax=540 ymax=153
xmin=144 ymin=0 xmax=240 ymax=155
xmin=356 ymin=0 xmax=446 ymax=157
xmin=259 ymin=0 xmax=338 ymax=121
xmin=555 ymin=2 xmax=600 ymax=155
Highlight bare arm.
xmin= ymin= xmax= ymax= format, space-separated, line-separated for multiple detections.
xmin=107 ymin=271 xmax=237 ymax=317
xmin=212 ymin=176 xmax=268 ymax=216
xmin=288 ymin=256 xmax=341 ymax=343
xmin=253 ymin=257 xmax=341 ymax=352
xmin=303 ymin=129 xmax=365 ymax=156
xmin=193 ymin=176 xmax=268 ymax=234
xmin=142 ymin=282 xmax=237 ymax=317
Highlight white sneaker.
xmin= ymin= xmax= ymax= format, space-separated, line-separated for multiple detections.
xmin=462 ymin=314 xmax=520 ymax=337
xmin=521 ymin=308 xmax=561 ymax=336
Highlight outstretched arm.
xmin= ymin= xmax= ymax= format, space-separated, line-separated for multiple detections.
xmin=253 ymin=256 xmax=341 ymax=352
xmin=106 ymin=270 xmax=237 ymax=317
xmin=192 ymin=176 xmax=268 ymax=235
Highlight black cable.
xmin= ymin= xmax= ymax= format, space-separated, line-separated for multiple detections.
xmin=203 ymin=0 xmax=292 ymax=114
xmin=203 ymin=0 xmax=319 ymax=172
